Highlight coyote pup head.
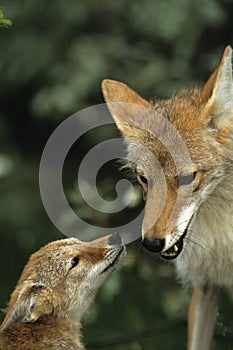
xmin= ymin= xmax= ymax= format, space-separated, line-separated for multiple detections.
xmin=1 ymin=233 xmax=125 ymax=331
xmin=102 ymin=46 xmax=233 ymax=260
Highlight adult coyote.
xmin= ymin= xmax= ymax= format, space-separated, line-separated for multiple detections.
xmin=102 ymin=46 xmax=233 ymax=350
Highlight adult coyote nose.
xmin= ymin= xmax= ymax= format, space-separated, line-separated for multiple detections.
xmin=142 ymin=237 xmax=165 ymax=252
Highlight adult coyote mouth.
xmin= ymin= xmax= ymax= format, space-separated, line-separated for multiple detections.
xmin=160 ymin=216 xmax=193 ymax=260
xmin=160 ymin=228 xmax=188 ymax=260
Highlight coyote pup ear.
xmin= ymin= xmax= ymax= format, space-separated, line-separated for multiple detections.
xmin=0 ymin=283 xmax=52 ymax=330
xmin=201 ymin=45 xmax=233 ymax=129
xmin=101 ymin=79 xmax=152 ymax=138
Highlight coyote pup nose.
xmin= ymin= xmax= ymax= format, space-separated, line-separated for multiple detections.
xmin=109 ymin=232 xmax=122 ymax=246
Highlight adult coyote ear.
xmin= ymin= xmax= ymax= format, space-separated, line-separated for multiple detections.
xmin=0 ymin=283 xmax=52 ymax=331
xmin=101 ymin=79 xmax=152 ymax=138
xmin=200 ymin=45 xmax=233 ymax=129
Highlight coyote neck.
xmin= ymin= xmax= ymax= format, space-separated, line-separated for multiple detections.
xmin=176 ymin=173 xmax=233 ymax=287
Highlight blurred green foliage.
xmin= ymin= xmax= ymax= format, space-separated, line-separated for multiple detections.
xmin=0 ymin=7 xmax=11 ymax=28
xmin=0 ymin=1 xmax=233 ymax=349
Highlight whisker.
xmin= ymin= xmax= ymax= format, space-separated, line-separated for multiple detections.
xmin=204 ymin=193 xmax=233 ymax=201
xmin=170 ymin=218 xmax=193 ymax=232
xmin=167 ymin=217 xmax=220 ymax=263
xmin=183 ymin=237 xmax=200 ymax=260
xmin=184 ymin=233 xmax=219 ymax=263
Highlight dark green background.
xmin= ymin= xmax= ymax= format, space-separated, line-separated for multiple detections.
xmin=0 ymin=1 xmax=233 ymax=349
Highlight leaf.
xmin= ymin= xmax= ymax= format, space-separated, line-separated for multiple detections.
xmin=0 ymin=7 xmax=12 ymax=28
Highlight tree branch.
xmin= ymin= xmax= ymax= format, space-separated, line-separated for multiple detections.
xmin=87 ymin=316 xmax=233 ymax=349
xmin=87 ymin=316 xmax=186 ymax=349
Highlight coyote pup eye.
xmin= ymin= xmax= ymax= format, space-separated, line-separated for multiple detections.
xmin=138 ymin=175 xmax=148 ymax=185
xmin=178 ymin=172 xmax=197 ymax=186
xmin=70 ymin=256 xmax=80 ymax=269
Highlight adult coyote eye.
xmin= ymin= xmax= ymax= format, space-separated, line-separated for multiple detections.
xmin=178 ymin=172 xmax=197 ymax=186
xmin=71 ymin=256 xmax=80 ymax=268
xmin=137 ymin=174 xmax=148 ymax=200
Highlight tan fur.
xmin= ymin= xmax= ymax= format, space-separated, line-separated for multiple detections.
xmin=0 ymin=235 xmax=125 ymax=349
xmin=188 ymin=286 xmax=218 ymax=350
xmin=102 ymin=46 xmax=233 ymax=350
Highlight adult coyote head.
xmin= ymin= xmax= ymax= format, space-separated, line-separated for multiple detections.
xmin=102 ymin=46 xmax=233 ymax=261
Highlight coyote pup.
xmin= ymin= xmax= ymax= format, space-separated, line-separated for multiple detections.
xmin=0 ymin=233 xmax=125 ymax=349
xmin=102 ymin=46 xmax=233 ymax=350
